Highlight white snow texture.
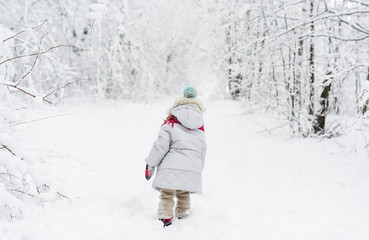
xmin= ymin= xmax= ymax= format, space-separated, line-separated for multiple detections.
xmin=0 ymin=99 xmax=368 ymax=240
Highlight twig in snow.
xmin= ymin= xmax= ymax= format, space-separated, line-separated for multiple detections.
xmin=8 ymin=189 xmax=38 ymax=199
xmin=0 ymin=144 xmax=16 ymax=156
xmin=57 ymin=192 xmax=70 ymax=200
xmin=11 ymin=113 xmax=74 ymax=126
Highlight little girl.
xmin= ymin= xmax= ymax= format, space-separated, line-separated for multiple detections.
xmin=145 ymin=87 xmax=207 ymax=227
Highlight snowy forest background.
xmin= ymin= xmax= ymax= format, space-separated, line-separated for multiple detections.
xmin=1 ymin=0 xmax=369 ymax=235
xmin=2 ymin=0 xmax=369 ymax=133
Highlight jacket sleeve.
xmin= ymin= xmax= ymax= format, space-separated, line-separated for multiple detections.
xmin=145 ymin=124 xmax=171 ymax=167
xmin=201 ymin=141 xmax=207 ymax=170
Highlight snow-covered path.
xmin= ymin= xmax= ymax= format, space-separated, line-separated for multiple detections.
xmin=3 ymin=99 xmax=369 ymax=240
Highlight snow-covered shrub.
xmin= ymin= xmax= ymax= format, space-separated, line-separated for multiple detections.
xmin=0 ymin=107 xmax=69 ymax=220
xmin=0 ymin=24 xmax=74 ymax=220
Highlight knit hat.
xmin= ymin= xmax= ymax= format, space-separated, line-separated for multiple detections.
xmin=183 ymin=87 xmax=197 ymax=98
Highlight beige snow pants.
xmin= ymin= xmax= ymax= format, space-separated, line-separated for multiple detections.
xmin=158 ymin=188 xmax=190 ymax=219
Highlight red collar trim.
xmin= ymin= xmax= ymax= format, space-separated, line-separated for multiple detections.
xmin=161 ymin=115 xmax=205 ymax=132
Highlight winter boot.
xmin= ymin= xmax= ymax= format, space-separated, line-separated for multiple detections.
xmin=160 ymin=217 xmax=174 ymax=227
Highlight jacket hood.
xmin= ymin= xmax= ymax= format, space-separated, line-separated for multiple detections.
xmin=169 ymin=99 xmax=204 ymax=129
xmin=168 ymin=97 xmax=205 ymax=114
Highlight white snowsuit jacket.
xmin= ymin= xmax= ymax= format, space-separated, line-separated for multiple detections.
xmin=145 ymin=98 xmax=207 ymax=194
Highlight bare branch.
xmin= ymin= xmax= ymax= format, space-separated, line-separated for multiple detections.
xmin=2 ymin=30 xmax=26 ymax=44
xmin=1 ymin=30 xmax=86 ymax=105
xmin=57 ymin=192 xmax=70 ymax=200
xmin=8 ymin=189 xmax=38 ymax=198
xmin=15 ymin=32 xmax=50 ymax=87
xmin=32 ymin=19 xmax=49 ymax=30
xmin=0 ymin=145 xmax=16 ymax=156
xmin=2 ymin=19 xmax=49 ymax=44
xmin=248 ymin=0 xmax=306 ymax=28
xmin=43 ymin=78 xmax=89 ymax=99
xmin=2 ymin=78 xmax=87 ymax=105
xmin=0 ymin=172 xmax=22 ymax=181
xmin=1 ymin=83 xmax=53 ymax=104
xmin=347 ymin=0 xmax=369 ymax=7
xmin=239 ymin=10 xmax=369 ymax=51
xmin=0 ymin=44 xmax=86 ymax=66
xmin=336 ymin=16 xmax=369 ymax=35
xmin=301 ymin=33 xmax=369 ymax=42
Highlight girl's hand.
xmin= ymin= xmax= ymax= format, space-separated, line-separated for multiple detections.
xmin=145 ymin=164 xmax=155 ymax=180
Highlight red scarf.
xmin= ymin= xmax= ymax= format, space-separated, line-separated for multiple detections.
xmin=161 ymin=115 xmax=204 ymax=132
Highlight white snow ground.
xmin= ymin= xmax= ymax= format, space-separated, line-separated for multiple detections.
xmin=1 ymin=99 xmax=369 ymax=240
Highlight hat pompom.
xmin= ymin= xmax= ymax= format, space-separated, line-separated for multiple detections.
xmin=184 ymin=87 xmax=197 ymax=98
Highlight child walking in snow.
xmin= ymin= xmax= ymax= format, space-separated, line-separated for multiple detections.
xmin=145 ymin=87 xmax=207 ymax=227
